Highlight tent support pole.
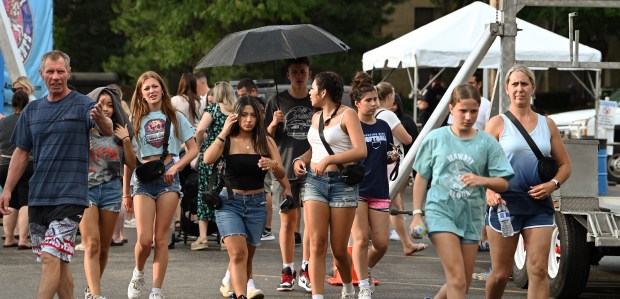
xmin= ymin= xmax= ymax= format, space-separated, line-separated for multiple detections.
xmin=405 ymin=67 xmax=417 ymax=122
xmin=569 ymin=71 xmax=596 ymax=100
xmin=389 ymin=24 xmax=498 ymax=200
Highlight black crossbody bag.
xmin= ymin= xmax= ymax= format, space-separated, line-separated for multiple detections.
xmin=201 ymin=137 xmax=235 ymax=209
xmin=318 ymin=113 xmax=365 ymax=186
xmin=135 ymin=119 xmax=171 ymax=182
xmin=505 ymin=111 xmax=558 ymax=182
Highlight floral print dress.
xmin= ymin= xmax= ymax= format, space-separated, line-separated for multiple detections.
xmin=197 ymin=102 xmax=228 ymax=221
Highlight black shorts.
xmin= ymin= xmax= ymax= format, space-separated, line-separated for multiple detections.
xmin=29 ymin=204 xmax=86 ymax=227
xmin=0 ymin=161 xmax=34 ymax=209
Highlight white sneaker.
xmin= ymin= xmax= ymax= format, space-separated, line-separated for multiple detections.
xmin=149 ymin=292 xmax=165 ymax=299
xmin=341 ymin=288 xmax=356 ymax=299
xmin=127 ymin=269 xmax=145 ymax=299
xmin=389 ymin=230 xmax=400 ymax=241
xmin=84 ymin=287 xmax=91 ymax=299
xmin=91 ymin=296 xmax=107 ymax=299
xmin=125 ymin=219 xmax=137 ymax=228
xmin=368 ymin=272 xmax=375 ymax=293
xmin=358 ymin=287 xmax=372 ymax=299
xmin=247 ymin=286 xmax=265 ymax=299
xmin=219 ymin=282 xmax=233 ymax=297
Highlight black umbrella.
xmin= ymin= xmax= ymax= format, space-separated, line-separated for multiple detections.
xmin=195 ymin=24 xmax=350 ymax=68
xmin=195 ymin=24 xmax=350 ymax=108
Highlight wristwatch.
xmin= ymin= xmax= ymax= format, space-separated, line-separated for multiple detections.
xmin=551 ymin=179 xmax=561 ymax=190
xmin=412 ymin=209 xmax=424 ymax=216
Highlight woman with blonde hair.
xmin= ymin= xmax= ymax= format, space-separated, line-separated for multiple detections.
xmin=125 ymin=71 xmax=198 ymax=299
xmin=193 ymin=81 xmax=237 ymax=250
xmin=485 ymin=65 xmax=571 ymax=299
xmin=12 ymin=76 xmax=37 ymax=102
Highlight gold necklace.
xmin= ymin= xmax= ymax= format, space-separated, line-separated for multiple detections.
xmin=242 ymin=138 xmax=252 ymax=151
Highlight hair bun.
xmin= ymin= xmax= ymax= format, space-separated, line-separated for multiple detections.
xmin=351 ymin=72 xmax=373 ymax=91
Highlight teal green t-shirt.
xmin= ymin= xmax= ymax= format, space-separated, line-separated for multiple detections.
xmin=413 ymin=127 xmax=514 ymax=240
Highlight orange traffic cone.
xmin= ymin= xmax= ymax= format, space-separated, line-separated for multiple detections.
xmin=327 ymin=235 xmax=379 ymax=286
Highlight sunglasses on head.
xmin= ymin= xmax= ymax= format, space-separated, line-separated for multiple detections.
xmin=11 ymin=87 xmax=24 ymax=93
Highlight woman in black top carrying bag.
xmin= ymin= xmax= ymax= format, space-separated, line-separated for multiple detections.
xmin=203 ymin=96 xmax=291 ymax=299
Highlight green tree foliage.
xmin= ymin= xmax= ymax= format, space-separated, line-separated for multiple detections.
xmin=105 ymin=0 xmax=402 ymax=84
xmin=54 ymin=0 xmax=124 ymax=72
xmin=518 ymin=7 xmax=620 ymax=60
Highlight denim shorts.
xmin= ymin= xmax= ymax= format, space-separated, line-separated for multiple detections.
xmin=132 ymin=162 xmax=183 ymax=200
xmin=303 ymin=168 xmax=358 ymax=208
xmin=88 ymin=179 xmax=122 ymax=212
xmin=215 ymin=189 xmax=268 ymax=247
xmin=486 ymin=207 xmax=555 ymax=233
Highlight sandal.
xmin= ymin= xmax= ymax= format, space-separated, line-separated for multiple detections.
xmin=405 ymin=243 xmax=428 ymax=256
xmin=478 ymin=240 xmax=489 ymax=251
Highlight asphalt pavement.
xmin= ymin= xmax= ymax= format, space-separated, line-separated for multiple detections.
xmin=1 ymin=185 xmax=620 ymax=298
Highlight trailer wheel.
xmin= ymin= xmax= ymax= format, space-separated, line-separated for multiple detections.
xmin=607 ymin=153 xmax=620 ymax=183
xmin=511 ymin=234 xmax=528 ymax=288
xmin=548 ymin=212 xmax=591 ymax=298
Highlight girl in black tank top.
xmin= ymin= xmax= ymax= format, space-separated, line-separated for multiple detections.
xmin=203 ymin=96 xmax=292 ymax=299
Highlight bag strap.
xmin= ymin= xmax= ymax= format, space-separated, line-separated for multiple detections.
xmin=389 ymin=160 xmax=399 ymax=181
xmin=318 ymin=113 xmax=345 ymax=172
xmin=374 ymin=109 xmax=385 ymax=118
xmin=504 ymin=111 xmax=544 ymax=160
xmin=159 ymin=118 xmax=171 ymax=162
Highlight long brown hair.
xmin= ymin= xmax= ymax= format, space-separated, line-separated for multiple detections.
xmin=130 ymin=71 xmax=181 ymax=139
xmin=176 ymin=72 xmax=201 ymax=126
xmin=229 ymin=96 xmax=270 ymax=156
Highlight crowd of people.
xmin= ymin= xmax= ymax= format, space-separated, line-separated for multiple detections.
xmin=0 ymin=49 xmax=570 ymax=299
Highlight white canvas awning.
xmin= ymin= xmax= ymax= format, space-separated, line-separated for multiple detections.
xmin=362 ymin=2 xmax=601 ymax=71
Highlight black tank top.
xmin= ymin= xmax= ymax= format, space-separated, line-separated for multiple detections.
xmin=224 ymin=154 xmax=267 ymax=190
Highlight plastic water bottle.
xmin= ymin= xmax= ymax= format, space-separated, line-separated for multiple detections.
xmin=497 ymin=204 xmax=514 ymax=237
xmin=412 ymin=224 xmax=427 ymax=239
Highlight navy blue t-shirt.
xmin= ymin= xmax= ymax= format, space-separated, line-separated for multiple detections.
xmin=359 ymin=119 xmax=393 ymax=199
xmin=12 ymin=91 xmax=96 ymax=207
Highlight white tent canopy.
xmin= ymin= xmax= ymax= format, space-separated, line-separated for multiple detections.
xmin=362 ymin=2 xmax=601 ymax=71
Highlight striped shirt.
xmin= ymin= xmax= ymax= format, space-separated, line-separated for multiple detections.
xmin=12 ymin=91 xmax=95 ymax=206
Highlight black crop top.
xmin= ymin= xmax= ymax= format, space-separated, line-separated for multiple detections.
xmin=224 ymin=154 xmax=267 ymax=190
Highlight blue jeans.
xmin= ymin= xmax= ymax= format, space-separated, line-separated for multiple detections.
xmin=303 ymin=168 xmax=358 ymax=208
xmin=88 ymin=179 xmax=122 ymax=212
xmin=131 ymin=162 xmax=182 ymax=200
xmin=215 ymin=189 xmax=267 ymax=247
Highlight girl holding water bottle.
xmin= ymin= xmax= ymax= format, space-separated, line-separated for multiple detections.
xmin=484 ymin=65 xmax=571 ymax=299
xmin=409 ymin=83 xmax=513 ymax=299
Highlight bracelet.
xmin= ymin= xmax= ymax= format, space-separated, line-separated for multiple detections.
xmin=412 ymin=209 xmax=424 ymax=216
xmin=271 ymin=161 xmax=279 ymax=172
xmin=122 ymin=136 xmax=129 ymax=141
xmin=292 ymin=157 xmax=302 ymax=165
xmin=122 ymin=195 xmax=131 ymax=198
xmin=216 ymin=136 xmax=225 ymax=143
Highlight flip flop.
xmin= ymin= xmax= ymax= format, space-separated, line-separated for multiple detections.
xmin=110 ymin=240 xmax=124 ymax=247
xmin=405 ymin=243 xmax=428 ymax=256
xmin=3 ymin=242 xmax=18 ymax=248
xmin=478 ymin=240 xmax=490 ymax=252
xmin=17 ymin=245 xmax=32 ymax=250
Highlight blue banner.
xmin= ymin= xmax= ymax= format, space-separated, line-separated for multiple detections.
xmin=2 ymin=0 xmax=53 ymax=114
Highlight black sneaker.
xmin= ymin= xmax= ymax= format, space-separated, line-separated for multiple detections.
xmin=294 ymin=232 xmax=302 ymax=246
